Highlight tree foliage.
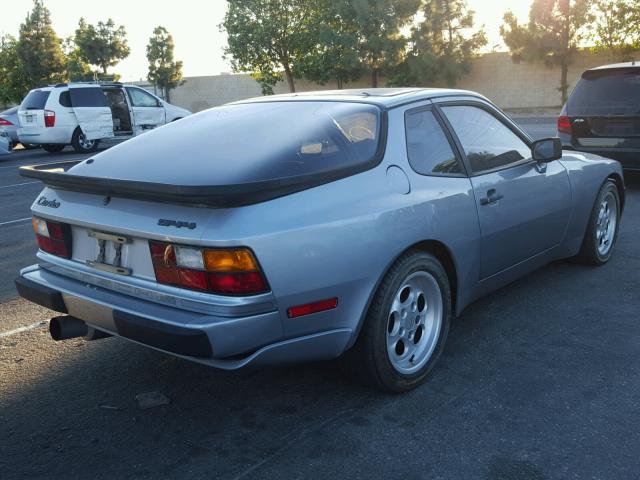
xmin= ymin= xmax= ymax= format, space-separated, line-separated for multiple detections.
xmin=146 ymin=26 xmax=184 ymax=102
xmin=222 ymin=0 xmax=315 ymax=94
xmin=296 ymin=3 xmax=363 ymax=89
xmin=15 ymin=0 xmax=66 ymax=91
xmin=501 ymin=0 xmax=591 ymax=104
xmin=590 ymin=0 xmax=640 ymax=58
xmin=0 ymin=35 xmax=30 ymax=104
xmin=333 ymin=0 xmax=420 ymax=87
xmin=392 ymin=0 xmax=486 ymax=87
xmin=74 ymin=18 xmax=130 ymax=75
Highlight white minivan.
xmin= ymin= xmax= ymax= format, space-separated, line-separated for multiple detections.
xmin=18 ymin=82 xmax=191 ymax=153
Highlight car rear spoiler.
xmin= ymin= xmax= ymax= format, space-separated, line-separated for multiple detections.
xmin=18 ymin=160 xmax=348 ymax=208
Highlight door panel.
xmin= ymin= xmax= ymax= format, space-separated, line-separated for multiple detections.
xmin=126 ymin=87 xmax=165 ymax=134
xmin=472 ymin=161 xmax=571 ymax=278
xmin=68 ymin=86 xmax=114 ymax=140
xmin=439 ymin=103 xmax=572 ymax=279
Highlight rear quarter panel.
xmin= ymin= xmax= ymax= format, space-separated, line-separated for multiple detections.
xmin=559 ymin=152 xmax=624 ymax=256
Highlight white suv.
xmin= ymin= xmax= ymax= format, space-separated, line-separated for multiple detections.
xmin=18 ymin=82 xmax=191 ymax=153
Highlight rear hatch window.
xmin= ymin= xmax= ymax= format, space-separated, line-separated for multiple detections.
xmin=68 ymin=100 xmax=384 ymax=187
xmin=20 ymin=90 xmax=51 ymax=110
xmin=568 ymin=69 xmax=640 ymax=116
xmin=567 ymin=69 xmax=640 ymax=147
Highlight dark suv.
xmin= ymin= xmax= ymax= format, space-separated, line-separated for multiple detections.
xmin=558 ymin=62 xmax=640 ymax=170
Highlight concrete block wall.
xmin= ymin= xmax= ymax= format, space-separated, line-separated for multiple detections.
xmin=146 ymin=50 xmax=627 ymax=113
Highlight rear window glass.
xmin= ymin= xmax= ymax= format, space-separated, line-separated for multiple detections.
xmin=21 ymin=90 xmax=50 ymax=110
xmin=187 ymin=102 xmax=382 ymax=183
xmin=568 ymin=70 xmax=640 ymax=115
xmin=69 ymin=88 xmax=108 ymax=108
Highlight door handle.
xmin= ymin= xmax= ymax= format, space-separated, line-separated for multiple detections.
xmin=480 ymin=189 xmax=503 ymax=206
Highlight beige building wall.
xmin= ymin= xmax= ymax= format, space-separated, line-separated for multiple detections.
xmin=151 ymin=50 xmax=626 ymax=113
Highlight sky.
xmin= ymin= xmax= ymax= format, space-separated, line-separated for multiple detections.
xmin=0 ymin=0 xmax=533 ymax=82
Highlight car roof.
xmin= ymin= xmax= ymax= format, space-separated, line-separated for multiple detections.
xmin=233 ymin=87 xmax=486 ymax=108
xmin=586 ymin=61 xmax=640 ymax=72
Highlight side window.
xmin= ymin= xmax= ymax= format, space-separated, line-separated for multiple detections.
xmin=68 ymin=87 xmax=108 ymax=107
xmin=441 ymin=105 xmax=531 ymax=174
xmin=59 ymin=91 xmax=71 ymax=107
xmin=127 ymin=88 xmax=160 ymax=107
xmin=405 ymin=108 xmax=461 ymax=175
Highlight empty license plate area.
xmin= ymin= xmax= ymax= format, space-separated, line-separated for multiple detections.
xmin=86 ymin=230 xmax=132 ymax=276
xmin=68 ymin=226 xmax=155 ymax=280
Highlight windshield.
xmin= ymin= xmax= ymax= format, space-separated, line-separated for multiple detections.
xmin=568 ymin=70 xmax=640 ymax=116
xmin=20 ymin=90 xmax=51 ymax=110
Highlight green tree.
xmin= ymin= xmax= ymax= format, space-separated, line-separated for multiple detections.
xmin=501 ymin=0 xmax=591 ymax=104
xmin=334 ymin=0 xmax=421 ymax=87
xmin=590 ymin=0 xmax=640 ymax=58
xmin=62 ymin=38 xmax=94 ymax=82
xmin=0 ymin=35 xmax=30 ymax=104
xmin=222 ymin=0 xmax=315 ymax=94
xmin=395 ymin=0 xmax=486 ymax=87
xmin=74 ymin=18 xmax=130 ymax=76
xmin=146 ymin=26 xmax=184 ymax=102
xmin=296 ymin=3 xmax=363 ymax=89
xmin=16 ymin=0 xmax=66 ymax=90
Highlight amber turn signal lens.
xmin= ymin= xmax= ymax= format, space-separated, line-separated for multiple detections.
xmin=203 ymin=249 xmax=258 ymax=272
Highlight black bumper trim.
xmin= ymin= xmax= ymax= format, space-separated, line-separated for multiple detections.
xmin=113 ymin=310 xmax=212 ymax=357
xmin=15 ymin=276 xmax=68 ymax=313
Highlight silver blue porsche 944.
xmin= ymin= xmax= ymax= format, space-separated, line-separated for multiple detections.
xmin=16 ymin=88 xmax=623 ymax=392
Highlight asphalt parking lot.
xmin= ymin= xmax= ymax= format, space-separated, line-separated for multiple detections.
xmin=3 ymin=120 xmax=640 ymax=479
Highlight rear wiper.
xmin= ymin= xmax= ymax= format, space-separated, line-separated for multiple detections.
xmin=25 ymin=107 xmax=40 ymax=110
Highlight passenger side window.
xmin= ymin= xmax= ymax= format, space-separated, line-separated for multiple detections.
xmin=127 ymin=88 xmax=160 ymax=107
xmin=405 ymin=109 xmax=461 ymax=175
xmin=441 ymin=105 xmax=531 ymax=174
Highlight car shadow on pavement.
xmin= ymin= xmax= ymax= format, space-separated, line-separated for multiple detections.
xmin=2 ymin=174 xmax=640 ymax=480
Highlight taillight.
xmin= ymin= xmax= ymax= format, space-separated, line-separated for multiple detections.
xmin=44 ymin=110 xmax=55 ymax=127
xmin=0 ymin=117 xmax=13 ymax=126
xmin=32 ymin=217 xmax=71 ymax=258
xmin=557 ymin=115 xmax=572 ymax=135
xmin=149 ymin=242 xmax=269 ymax=295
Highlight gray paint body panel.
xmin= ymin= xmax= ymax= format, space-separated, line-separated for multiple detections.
xmin=19 ymin=89 xmax=623 ymax=367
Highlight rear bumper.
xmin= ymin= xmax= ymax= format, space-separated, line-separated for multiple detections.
xmin=18 ymin=126 xmax=74 ymax=145
xmin=559 ymin=135 xmax=640 ymax=170
xmin=15 ymin=265 xmax=352 ymax=369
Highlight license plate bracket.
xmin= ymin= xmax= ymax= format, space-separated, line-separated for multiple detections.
xmin=86 ymin=230 xmax=132 ymax=276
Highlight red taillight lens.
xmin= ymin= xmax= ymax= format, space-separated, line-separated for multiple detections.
xmin=0 ymin=117 xmax=13 ymax=126
xmin=32 ymin=217 xmax=71 ymax=258
xmin=148 ymin=241 xmax=269 ymax=295
xmin=44 ymin=110 xmax=55 ymax=127
xmin=557 ymin=115 xmax=572 ymax=135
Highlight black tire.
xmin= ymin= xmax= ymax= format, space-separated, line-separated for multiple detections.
xmin=575 ymin=179 xmax=620 ymax=266
xmin=348 ymin=250 xmax=452 ymax=393
xmin=71 ymin=128 xmax=99 ymax=153
xmin=42 ymin=144 xmax=65 ymax=153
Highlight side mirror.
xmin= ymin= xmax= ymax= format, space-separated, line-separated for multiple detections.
xmin=532 ymin=137 xmax=562 ymax=163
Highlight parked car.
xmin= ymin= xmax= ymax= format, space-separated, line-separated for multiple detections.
xmin=16 ymin=88 xmax=623 ymax=392
xmin=558 ymin=62 xmax=640 ymax=170
xmin=17 ymin=82 xmax=191 ymax=154
xmin=0 ymin=106 xmax=19 ymax=148
xmin=0 ymin=106 xmax=40 ymax=151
